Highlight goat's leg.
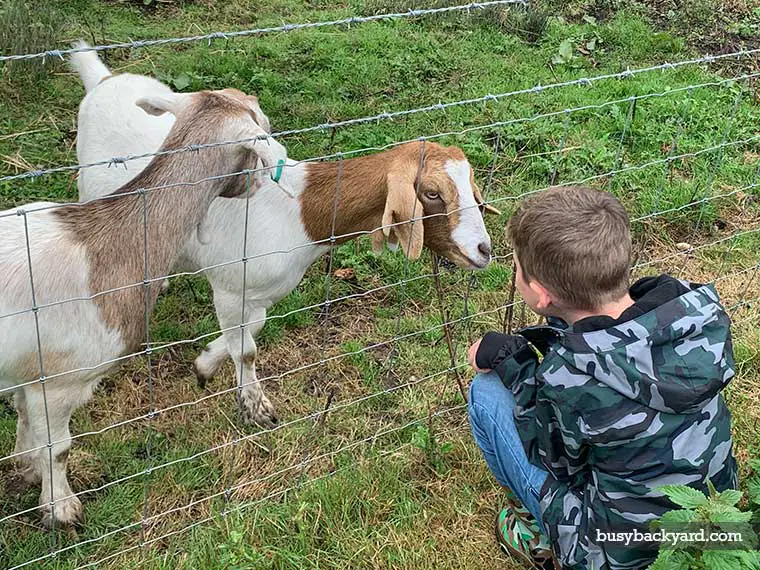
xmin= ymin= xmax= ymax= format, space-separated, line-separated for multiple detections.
xmin=193 ymin=335 xmax=229 ymax=388
xmin=25 ymin=382 xmax=83 ymax=528
xmin=211 ymin=290 xmax=275 ymax=427
xmin=13 ymin=389 xmax=42 ymax=485
xmin=236 ymin=302 xmax=271 ymax=426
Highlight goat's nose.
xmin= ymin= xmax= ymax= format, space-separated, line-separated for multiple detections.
xmin=478 ymin=242 xmax=491 ymax=258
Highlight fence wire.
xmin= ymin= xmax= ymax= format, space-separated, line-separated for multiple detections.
xmin=0 ymin=0 xmax=526 ymax=63
xmin=1 ymin=12 xmax=760 ymax=570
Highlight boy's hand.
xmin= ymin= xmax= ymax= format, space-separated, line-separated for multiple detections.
xmin=470 ymin=332 xmax=535 ymax=373
xmin=468 ymin=338 xmax=493 ymax=373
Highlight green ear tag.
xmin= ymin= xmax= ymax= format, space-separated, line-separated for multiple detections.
xmin=271 ymin=159 xmax=285 ymax=183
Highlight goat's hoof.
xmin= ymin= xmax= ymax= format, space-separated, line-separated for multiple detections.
xmin=41 ymin=496 xmax=83 ymax=529
xmin=238 ymin=395 xmax=279 ymax=429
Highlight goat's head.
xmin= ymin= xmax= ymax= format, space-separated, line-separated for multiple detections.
xmin=380 ymin=142 xmax=500 ymax=270
xmin=135 ymin=88 xmax=286 ymax=198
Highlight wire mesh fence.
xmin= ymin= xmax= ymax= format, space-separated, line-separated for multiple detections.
xmin=1 ymin=2 xmax=760 ymax=568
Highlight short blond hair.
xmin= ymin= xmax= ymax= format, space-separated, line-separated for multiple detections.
xmin=507 ymin=186 xmax=631 ymax=311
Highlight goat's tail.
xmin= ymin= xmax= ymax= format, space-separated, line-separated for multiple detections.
xmin=69 ymin=41 xmax=112 ymax=93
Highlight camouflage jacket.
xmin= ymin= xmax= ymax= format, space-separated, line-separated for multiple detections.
xmin=481 ymin=275 xmax=737 ymax=570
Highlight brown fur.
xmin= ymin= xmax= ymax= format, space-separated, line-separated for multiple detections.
xmin=56 ymin=90 xmax=256 ymax=352
xmin=13 ymin=351 xmax=78 ymax=381
xmin=300 ymin=142 xmax=482 ymax=262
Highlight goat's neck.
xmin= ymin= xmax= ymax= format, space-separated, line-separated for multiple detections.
xmin=57 ymin=149 xmax=226 ymax=349
xmin=297 ymin=153 xmax=391 ymax=244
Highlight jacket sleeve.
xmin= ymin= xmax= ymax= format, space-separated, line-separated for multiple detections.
xmin=476 ymin=332 xmax=589 ymax=477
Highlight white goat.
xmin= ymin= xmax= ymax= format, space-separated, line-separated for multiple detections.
xmin=73 ymin=48 xmax=500 ymax=429
xmin=1 ymin=87 xmax=287 ymax=528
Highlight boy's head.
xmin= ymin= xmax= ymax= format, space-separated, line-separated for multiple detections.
xmin=507 ymin=186 xmax=631 ymax=315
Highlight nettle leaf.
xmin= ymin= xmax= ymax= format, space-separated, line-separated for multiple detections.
xmin=660 ymin=509 xmax=697 ymax=523
xmin=737 ymin=550 xmax=760 ymax=569
xmin=702 ymin=551 xmax=745 ymax=570
xmin=748 ymin=459 xmax=760 ymax=472
xmin=649 ymin=549 xmax=696 ymax=570
xmin=716 ymin=489 xmax=743 ymax=507
xmin=747 ymin=477 xmax=760 ymax=505
xmin=659 ymin=485 xmax=709 ymax=508
xmin=712 ymin=509 xmax=754 ymax=524
xmin=705 ymin=501 xmax=753 ymax=523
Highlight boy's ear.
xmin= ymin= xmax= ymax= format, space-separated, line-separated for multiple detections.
xmin=529 ymin=280 xmax=554 ymax=312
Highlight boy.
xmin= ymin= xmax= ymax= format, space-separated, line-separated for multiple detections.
xmin=467 ymin=186 xmax=737 ymax=570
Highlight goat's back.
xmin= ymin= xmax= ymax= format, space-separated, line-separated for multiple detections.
xmin=77 ymin=74 xmax=175 ymax=201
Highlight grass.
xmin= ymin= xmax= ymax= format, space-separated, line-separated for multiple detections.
xmin=1 ymin=1 xmax=760 ymax=569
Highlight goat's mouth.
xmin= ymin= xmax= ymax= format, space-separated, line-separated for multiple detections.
xmin=443 ymin=248 xmax=490 ymax=270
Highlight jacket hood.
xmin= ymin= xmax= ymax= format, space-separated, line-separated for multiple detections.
xmin=526 ymin=276 xmax=735 ymax=414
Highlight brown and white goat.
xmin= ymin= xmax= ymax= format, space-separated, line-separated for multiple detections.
xmin=0 ymin=88 xmax=287 ymax=528
xmin=80 ymin=141 xmax=500 ymax=428
xmin=73 ymin=44 xmax=499 ymax=428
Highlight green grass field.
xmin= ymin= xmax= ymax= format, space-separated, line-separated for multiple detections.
xmin=1 ymin=1 xmax=760 ymax=568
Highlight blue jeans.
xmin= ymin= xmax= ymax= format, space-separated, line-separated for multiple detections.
xmin=468 ymin=371 xmax=550 ymax=533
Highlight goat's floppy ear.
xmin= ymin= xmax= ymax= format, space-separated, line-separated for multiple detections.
xmin=472 ymin=180 xmax=502 ymax=216
xmin=246 ymin=96 xmax=272 ymax=133
xmin=241 ymin=136 xmax=287 ymax=168
xmin=136 ymin=93 xmax=187 ymax=117
xmin=382 ymin=170 xmax=424 ymax=260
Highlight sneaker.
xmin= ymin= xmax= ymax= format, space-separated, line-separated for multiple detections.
xmin=494 ymin=506 xmax=558 ymax=570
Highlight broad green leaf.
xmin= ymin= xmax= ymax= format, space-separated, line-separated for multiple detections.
xmin=747 ymin=477 xmax=760 ymax=505
xmin=712 ymin=509 xmax=754 ymax=523
xmin=660 ymin=509 xmax=697 ymax=523
xmin=558 ymin=39 xmax=573 ymax=60
xmin=716 ymin=489 xmax=743 ymax=507
xmin=702 ymin=551 xmax=743 ymax=570
xmin=737 ymin=550 xmax=760 ymax=570
xmin=173 ymin=73 xmax=191 ymax=91
xmin=659 ymin=485 xmax=709 ymax=508
xmin=648 ymin=549 xmax=696 ymax=570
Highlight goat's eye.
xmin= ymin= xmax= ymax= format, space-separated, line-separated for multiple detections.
xmin=424 ymin=192 xmax=440 ymax=200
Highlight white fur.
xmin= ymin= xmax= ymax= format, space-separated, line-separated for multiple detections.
xmin=68 ymin=41 xmax=112 ymax=92
xmin=445 ymin=159 xmax=491 ymax=267
xmin=77 ymin=72 xmax=176 ymax=195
